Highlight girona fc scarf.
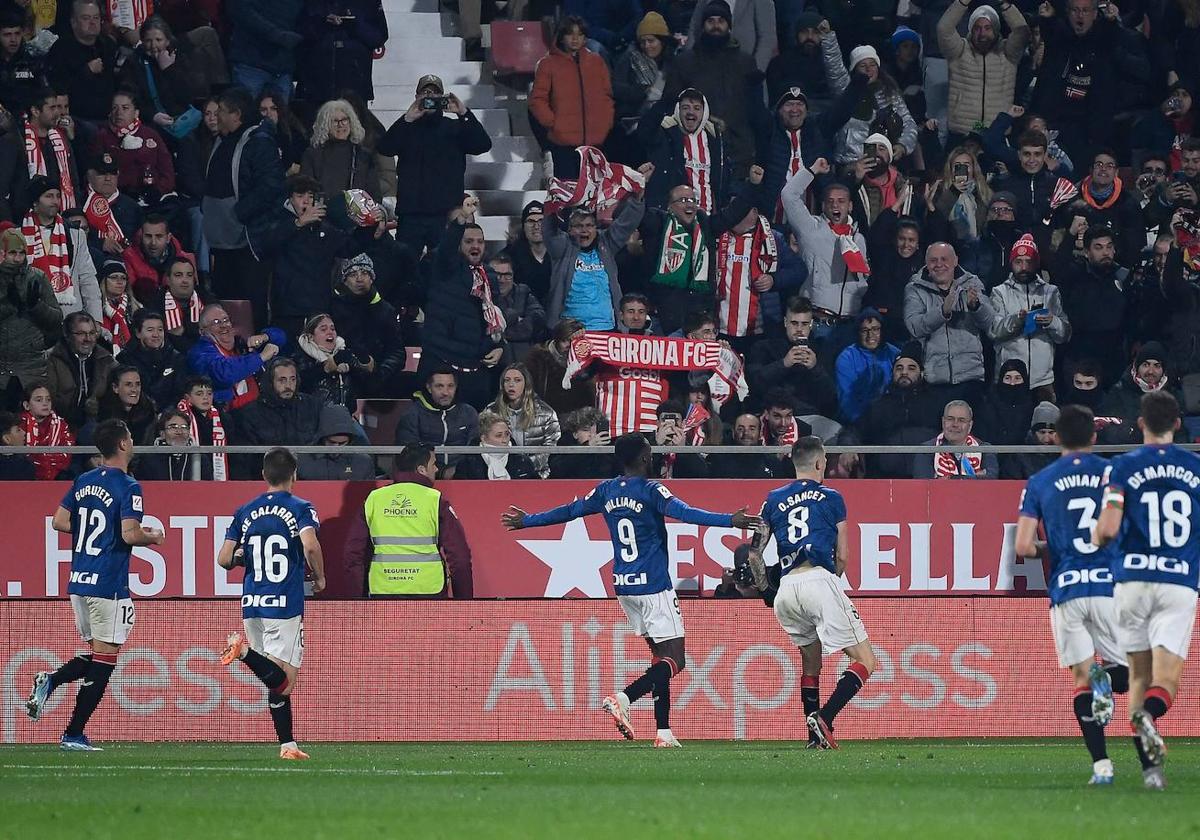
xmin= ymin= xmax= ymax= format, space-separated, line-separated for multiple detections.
xmin=21 ymin=212 xmax=73 ymax=302
xmin=681 ymin=130 xmax=713 ymax=214
xmin=107 ymin=0 xmax=153 ymax=30
xmin=83 ymin=189 xmax=126 ymax=245
xmin=545 ymin=145 xmax=645 ymax=214
xmin=653 ymin=215 xmax=709 ymax=290
xmin=114 ymin=116 xmax=144 ymax=142
xmin=708 ymin=344 xmax=749 ymax=408
xmin=717 ymin=216 xmax=778 ymax=337
xmin=23 ymin=121 xmax=76 ymax=210
xmin=933 ymin=433 xmax=983 ymax=478
xmin=470 ymin=264 xmax=506 ymax=341
xmin=163 ymin=289 xmax=203 ymax=331
xmin=829 ymin=221 xmax=870 ymax=276
xmin=103 ymin=294 xmax=132 ymax=353
xmin=20 ymin=409 xmax=73 ymax=481
xmin=178 ymin=397 xmax=227 ymax=481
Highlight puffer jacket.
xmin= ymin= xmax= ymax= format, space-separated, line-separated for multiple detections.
xmin=937 ymin=2 xmax=1030 ymax=136
xmin=483 ymin=396 xmax=561 ymax=478
xmin=903 ymin=266 xmax=995 ymax=386
xmin=821 ymin=32 xmax=919 ymax=163
xmin=529 ymin=45 xmax=615 ymax=147
xmin=987 ymin=274 xmax=1071 ymax=389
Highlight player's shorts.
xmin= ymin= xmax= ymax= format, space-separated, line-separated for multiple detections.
xmin=617 ymin=590 xmax=684 ymax=643
xmin=1049 ymin=596 xmax=1125 ymax=668
xmin=244 ymin=615 xmax=304 ymax=668
xmin=1113 ymin=581 xmax=1198 ymax=659
xmin=773 ymin=566 xmax=868 ymax=654
xmin=70 ymin=594 xmax=134 ymax=646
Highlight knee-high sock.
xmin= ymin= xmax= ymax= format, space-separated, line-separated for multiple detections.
xmin=1144 ymin=686 xmax=1172 ymax=720
xmin=50 ymin=654 xmax=93 ymax=690
xmin=242 ymin=648 xmax=287 ymax=691
xmin=1074 ymin=688 xmax=1107 ymax=762
xmin=652 ymin=674 xmax=671 ymax=729
xmin=801 ymin=675 xmax=820 ymax=740
xmin=820 ymin=662 xmax=869 ymax=727
xmin=624 ymin=658 xmax=675 ymax=704
xmin=64 ymin=652 xmax=117 ymax=737
xmin=268 ymin=693 xmax=294 ymax=744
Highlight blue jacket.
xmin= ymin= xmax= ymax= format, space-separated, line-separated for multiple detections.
xmin=228 ymin=0 xmax=305 ymax=75
xmin=187 ymin=328 xmax=287 ymax=406
xmin=835 ymin=340 xmax=899 ymax=424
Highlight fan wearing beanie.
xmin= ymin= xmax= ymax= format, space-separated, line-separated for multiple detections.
xmin=1098 ymin=341 xmax=1183 ymax=436
xmin=818 ymin=21 xmax=918 ymax=164
xmin=987 ymin=232 xmax=1070 ymax=397
xmin=935 ymin=0 xmax=1030 ymax=139
xmin=0 ymin=222 xmax=61 ymax=397
xmin=854 ymin=132 xmax=909 ymax=226
xmin=686 ymin=0 xmax=777 ymax=73
xmin=857 ymin=340 xmax=946 ymax=479
xmin=613 ymin=13 xmax=674 ymax=126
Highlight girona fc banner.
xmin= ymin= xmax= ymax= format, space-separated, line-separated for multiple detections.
xmin=5 ymin=599 xmax=1200 ymax=744
xmin=0 ymin=480 xmax=1041 ymax=599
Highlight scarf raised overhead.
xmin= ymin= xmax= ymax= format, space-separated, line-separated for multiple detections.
xmin=24 ymin=121 xmax=76 ymax=210
xmin=545 ymin=146 xmax=645 ymax=214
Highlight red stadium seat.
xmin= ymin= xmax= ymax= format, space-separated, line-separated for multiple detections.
xmin=490 ymin=21 xmax=548 ymax=75
xmin=359 ymin=399 xmax=413 ymax=446
xmin=220 ymin=299 xmax=254 ymax=341
xmin=404 ymin=346 xmax=422 ymax=374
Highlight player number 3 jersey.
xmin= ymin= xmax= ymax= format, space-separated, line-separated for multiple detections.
xmin=227 ymin=491 xmax=320 ymax=619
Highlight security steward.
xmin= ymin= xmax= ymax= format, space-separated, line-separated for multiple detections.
xmin=344 ymin=443 xmax=474 ymax=597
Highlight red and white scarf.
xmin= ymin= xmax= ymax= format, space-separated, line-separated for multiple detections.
xmin=1132 ymin=366 xmax=1169 ymax=394
xmin=107 ymin=0 xmax=153 ymax=30
xmin=83 ymin=189 xmax=126 ymax=245
xmin=681 ymin=131 xmax=713 ymax=214
xmin=21 ymin=211 xmax=73 ymax=301
xmin=23 ymin=121 xmax=76 ymax=210
xmin=829 ymin=221 xmax=870 ymax=275
xmin=775 ymin=128 xmax=804 ymax=224
xmin=213 ymin=339 xmax=259 ymax=410
xmin=178 ymin=397 xmax=227 ymax=481
xmin=103 ymin=294 xmax=132 ymax=353
xmin=545 ymin=145 xmax=645 ymax=215
xmin=471 ymin=265 xmax=506 ymax=341
xmin=708 ymin=344 xmax=749 ymax=408
xmin=933 ymin=433 xmax=983 ymax=478
xmin=859 ymin=167 xmax=902 ymax=219
xmin=114 ymin=117 xmax=143 ymax=142
xmin=21 ymin=410 xmax=73 ymax=481
xmin=716 ymin=216 xmax=778 ymax=337
xmin=163 ymin=289 xmax=203 ymax=331
xmin=761 ymin=414 xmax=802 ymax=447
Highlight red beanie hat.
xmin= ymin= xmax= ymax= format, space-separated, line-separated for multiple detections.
xmin=1010 ymin=233 xmax=1039 ymax=266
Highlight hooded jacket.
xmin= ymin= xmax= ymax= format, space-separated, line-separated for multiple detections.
xmin=529 ymin=44 xmax=615 ymax=147
xmin=937 ymin=2 xmax=1030 ymax=135
xmin=297 ymin=402 xmax=375 ymax=480
xmin=639 ymin=92 xmax=733 ymax=212
xmin=544 ymin=197 xmax=645 ymax=328
xmin=988 ymin=271 xmax=1071 ymax=389
xmin=976 ymin=358 xmax=1034 ymax=445
xmin=835 ymin=308 xmax=900 ymax=423
xmin=394 ymin=389 xmax=478 ymax=469
xmin=903 ymin=265 xmax=995 ymax=386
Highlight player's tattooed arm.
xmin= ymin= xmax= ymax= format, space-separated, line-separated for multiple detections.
xmin=123 ymin=518 xmax=165 ymax=546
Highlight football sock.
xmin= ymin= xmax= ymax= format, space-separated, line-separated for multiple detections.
xmin=624 ymin=659 xmax=673 ymax=704
xmin=268 ymin=693 xmax=294 ymax=744
xmin=820 ymin=662 xmax=869 ymax=727
xmin=1074 ymin=688 xmax=1107 ymax=762
xmin=1106 ymin=664 xmax=1129 ymax=694
xmin=801 ymin=675 xmax=820 ymax=740
xmin=50 ymin=654 xmax=93 ymax=690
xmin=64 ymin=652 xmax=116 ymax=737
xmin=242 ymin=649 xmax=288 ymax=691
xmin=1132 ymin=736 xmax=1153 ymax=770
xmin=1144 ymin=686 xmax=1172 ymax=720
xmin=652 ymin=676 xmax=671 ymax=729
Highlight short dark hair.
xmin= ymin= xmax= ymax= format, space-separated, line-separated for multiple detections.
xmin=141 ymin=212 xmax=169 ymax=230
xmin=683 ymin=309 xmax=716 ymax=336
xmin=132 ymin=309 xmax=164 ymax=332
xmin=107 ymin=364 xmax=141 ymax=391
xmin=1070 ymin=358 xmax=1103 ymax=380
xmin=425 ymin=365 xmax=457 ymax=384
xmin=64 ymin=311 xmax=95 ymax=333
xmin=1092 ymin=147 xmax=1118 ymax=164
xmin=93 ymin=418 xmax=130 ymax=457
xmin=1017 ymin=130 xmax=1048 ymax=151
xmin=0 ymin=7 xmax=26 ymax=28
xmin=1140 ymin=391 xmax=1181 ymax=436
xmin=820 ymin=181 xmax=852 ymax=203
xmin=29 ymin=87 xmax=56 ymax=111
xmin=489 ymin=251 xmax=514 ymax=269
xmin=217 ymin=87 xmax=254 ymax=121
xmin=897 ymin=217 xmax=922 ymax=238
xmin=262 ymin=447 xmax=298 ymax=485
xmin=265 ymin=356 xmax=297 ymax=379
xmin=0 ymin=410 xmax=19 ymax=435
xmin=395 ymin=443 xmax=435 ymax=473
xmin=157 ymin=407 xmax=189 ymax=431
xmin=791 ymin=435 xmax=825 ymax=468
xmin=165 ymin=255 xmax=195 ymax=275
xmin=764 ymin=387 xmax=794 ymax=412
xmin=286 ymin=174 xmax=321 ymax=196
xmin=619 ymin=292 xmax=649 ymax=310
xmin=1181 ymin=137 xmax=1200 ymax=156
xmin=614 ymin=432 xmax=650 ymax=469
xmin=111 ymin=86 xmax=138 ymax=106
xmin=1084 ymin=225 xmax=1115 ymax=248
xmin=656 ymin=399 xmax=686 ymax=419
xmin=184 ymin=374 xmax=214 ymax=392
xmin=785 ymin=295 xmax=813 ymax=316
xmin=1056 ymin=404 xmax=1095 ymax=449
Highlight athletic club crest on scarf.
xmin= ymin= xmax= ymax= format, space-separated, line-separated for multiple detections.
xmin=545 ymin=146 xmax=645 ymax=215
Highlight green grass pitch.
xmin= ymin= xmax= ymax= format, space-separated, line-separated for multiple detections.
xmin=4 ymin=740 xmax=1200 ymax=839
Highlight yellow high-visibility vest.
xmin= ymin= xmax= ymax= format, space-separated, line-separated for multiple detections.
xmin=364 ymin=482 xmax=443 ymax=595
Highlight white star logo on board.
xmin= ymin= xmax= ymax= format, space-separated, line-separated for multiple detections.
xmin=517 ymin=516 xmax=613 ymax=597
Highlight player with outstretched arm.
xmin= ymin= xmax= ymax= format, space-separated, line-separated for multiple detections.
xmin=1014 ymin=404 xmax=1128 ymax=786
xmin=217 ymin=447 xmax=326 ymax=760
xmin=749 ymin=436 xmax=875 ymax=749
xmin=1093 ymin=391 xmax=1200 ymax=790
xmin=26 ymin=419 xmax=166 ymax=750
xmin=503 ymin=433 xmax=761 ymax=747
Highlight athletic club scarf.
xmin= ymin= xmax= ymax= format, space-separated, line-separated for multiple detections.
xmin=83 ymin=189 xmax=126 ymax=245
xmin=933 ymin=433 xmax=983 ymax=478
xmin=1132 ymin=366 xmax=1169 ymax=394
xmin=681 ymin=131 xmax=713 ymax=214
xmin=471 ymin=265 xmax=506 ymax=341
xmin=103 ymin=293 xmax=132 ymax=353
xmin=177 ymin=397 xmax=228 ymax=481
xmin=108 ymin=0 xmax=153 ymax=30
xmin=774 ymin=128 xmax=805 ymax=224
xmin=20 ymin=410 xmax=73 ymax=481
xmin=708 ymin=345 xmax=749 ymax=408
xmin=163 ymin=289 xmax=203 ymax=331
xmin=829 ymin=221 xmax=870 ymax=275
xmin=21 ymin=212 xmax=72 ymax=302
xmin=23 ymin=121 xmax=76 ymax=210
xmin=653 ymin=215 xmax=709 ymax=290
xmin=716 ymin=216 xmax=778 ymax=337
xmin=545 ymin=146 xmax=645 ymax=214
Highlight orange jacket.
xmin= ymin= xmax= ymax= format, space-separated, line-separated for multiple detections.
xmin=529 ymin=46 xmax=614 ymax=147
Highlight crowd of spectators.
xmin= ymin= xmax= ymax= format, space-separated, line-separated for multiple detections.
xmin=0 ymin=0 xmax=1198 ymax=483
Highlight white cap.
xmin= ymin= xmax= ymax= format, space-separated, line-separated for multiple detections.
xmin=865 ymin=132 xmax=893 ymax=161
xmin=848 ymin=45 xmax=880 ymax=71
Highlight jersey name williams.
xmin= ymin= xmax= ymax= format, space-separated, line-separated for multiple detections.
xmin=605 ymin=497 xmax=644 ymax=514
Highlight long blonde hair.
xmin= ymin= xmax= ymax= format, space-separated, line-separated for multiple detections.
xmin=311 ymin=99 xmax=366 ymax=147
xmin=940 ymin=146 xmax=992 ymax=205
xmin=493 ymin=363 xmax=537 ymax=431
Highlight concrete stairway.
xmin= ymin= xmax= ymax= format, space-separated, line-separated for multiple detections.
xmin=376 ymin=0 xmax=545 ymax=246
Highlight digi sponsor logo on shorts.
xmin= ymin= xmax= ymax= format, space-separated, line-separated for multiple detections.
xmin=1056 ymin=568 xmax=1112 ymax=587
xmin=1124 ymin=554 xmax=1190 ymax=575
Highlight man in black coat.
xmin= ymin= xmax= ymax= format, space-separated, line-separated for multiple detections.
xmin=44 ymin=1 xmax=119 ymax=123
xmin=0 ymin=8 xmax=46 ymax=117
xmin=764 ymin=12 xmax=833 ymax=112
xmin=707 ymin=412 xmax=791 ymax=478
xmin=230 ymin=356 xmax=323 ymax=477
xmin=329 ymin=254 xmax=408 ymax=398
xmin=377 ymin=74 xmax=492 ymax=257
xmin=297 ymin=0 xmax=389 ymax=105
xmin=852 ymin=342 xmax=944 ymax=478
xmin=745 ymin=295 xmax=838 ymax=418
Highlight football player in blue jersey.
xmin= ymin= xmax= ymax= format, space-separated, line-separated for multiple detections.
xmin=750 ymin=436 xmax=875 ymax=750
xmin=217 ymin=447 xmax=325 ymax=760
xmin=1094 ymin=391 xmax=1200 ymax=790
xmin=1014 ymin=404 xmax=1128 ymax=786
xmin=502 ymin=433 xmax=761 ymax=747
xmin=26 ymin=420 xmax=166 ymax=750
